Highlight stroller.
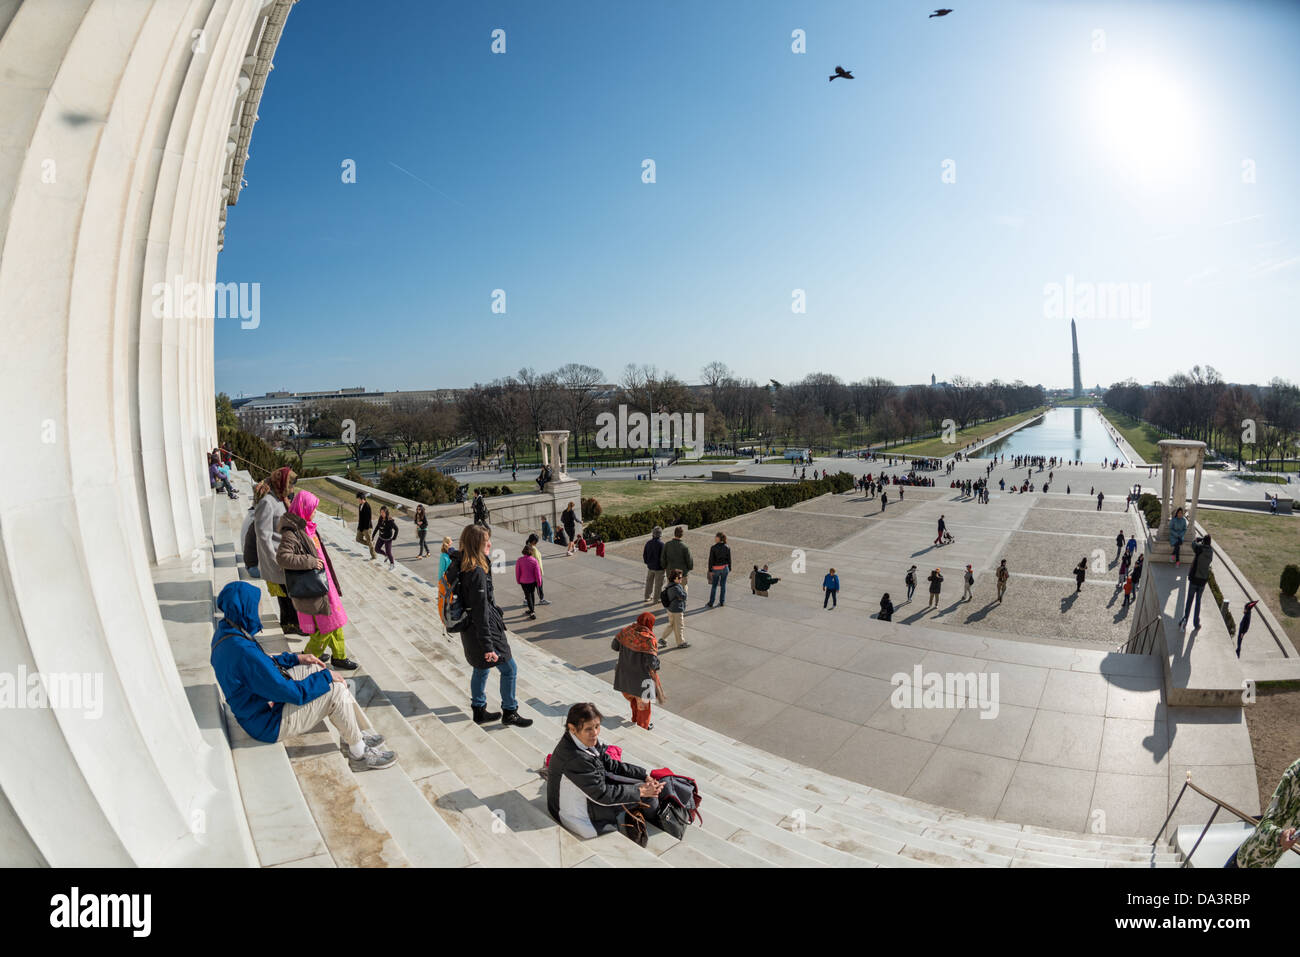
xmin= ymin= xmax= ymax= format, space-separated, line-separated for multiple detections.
xmin=939 ymin=530 xmax=956 ymax=546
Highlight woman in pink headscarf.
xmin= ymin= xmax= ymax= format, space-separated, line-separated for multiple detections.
xmin=276 ymin=489 xmax=356 ymax=670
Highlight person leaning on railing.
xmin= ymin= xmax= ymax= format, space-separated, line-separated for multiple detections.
xmin=1225 ymin=757 xmax=1300 ymax=868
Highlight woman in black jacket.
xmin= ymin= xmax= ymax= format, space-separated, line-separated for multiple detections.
xmin=546 ymin=702 xmax=662 ymax=842
xmin=374 ymin=506 xmax=398 ymax=568
xmin=561 ymin=502 xmax=579 ymax=556
xmin=879 ymin=593 xmax=894 ymax=621
xmin=706 ymin=532 xmax=731 ymax=608
xmin=456 ymin=524 xmax=532 ymax=728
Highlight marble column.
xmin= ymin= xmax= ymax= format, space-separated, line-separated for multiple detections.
xmin=0 ymin=0 xmax=293 ymax=866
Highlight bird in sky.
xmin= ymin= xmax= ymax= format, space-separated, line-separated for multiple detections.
xmin=930 ymin=8 xmax=953 ymax=17
xmin=829 ymin=65 xmax=855 ymax=81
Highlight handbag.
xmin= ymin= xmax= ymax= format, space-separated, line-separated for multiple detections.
xmin=285 ymin=565 xmax=329 ymax=599
xmin=285 ymin=531 xmax=329 ymax=599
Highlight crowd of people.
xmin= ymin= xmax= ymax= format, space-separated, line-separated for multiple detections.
xmin=207 ymin=448 xmax=1300 ymax=865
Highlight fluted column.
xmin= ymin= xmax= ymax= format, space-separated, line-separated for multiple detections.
xmin=0 ymin=0 xmax=289 ymax=866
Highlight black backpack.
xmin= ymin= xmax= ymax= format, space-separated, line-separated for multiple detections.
xmin=660 ymin=586 xmax=673 ymax=609
xmin=652 ymin=773 xmax=703 ymax=839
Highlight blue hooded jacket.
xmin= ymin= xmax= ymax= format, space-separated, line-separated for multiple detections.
xmin=210 ymin=581 xmax=333 ymax=743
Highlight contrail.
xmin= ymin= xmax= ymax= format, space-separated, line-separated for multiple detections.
xmin=387 ymin=160 xmax=467 ymax=208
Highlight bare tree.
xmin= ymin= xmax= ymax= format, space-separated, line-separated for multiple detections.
xmin=555 ymin=363 xmax=605 ymax=455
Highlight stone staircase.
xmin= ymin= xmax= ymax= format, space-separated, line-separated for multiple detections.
xmin=187 ymin=478 xmax=1182 ymax=867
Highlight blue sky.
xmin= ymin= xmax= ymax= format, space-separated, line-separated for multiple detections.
xmin=215 ymin=0 xmax=1300 ymax=397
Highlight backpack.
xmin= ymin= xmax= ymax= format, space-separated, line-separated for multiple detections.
xmin=242 ymin=519 xmax=259 ymax=568
xmin=438 ymin=549 xmax=472 ymax=633
xmin=660 ymin=586 xmax=673 ymax=609
xmin=905 ymin=570 xmax=916 ymax=586
xmin=649 ymin=769 xmax=703 ymax=839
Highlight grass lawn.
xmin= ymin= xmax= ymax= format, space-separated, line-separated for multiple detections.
xmin=1052 ymin=397 xmax=1099 ymax=407
xmin=885 ymin=407 xmax=1049 ymax=458
xmin=580 ymin=480 xmax=778 ymax=516
xmin=1095 ymin=405 xmax=1165 ymax=464
xmin=300 ymin=446 xmax=358 ymax=473
xmin=297 ymin=477 xmax=364 ymax=523
xmin=298 ymin=476 xmax=777 ymax=522
xmin=1198 ymin=509 xmax=1300 ymax=649
xmin=1240 ymin=474 xmax=1291 ymax=485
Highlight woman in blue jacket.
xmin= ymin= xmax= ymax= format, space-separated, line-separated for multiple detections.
xmin=1168 ymin=507 xmax=1188 ymax=565
xmin=209 ymin=581 xmax=395 ymax=770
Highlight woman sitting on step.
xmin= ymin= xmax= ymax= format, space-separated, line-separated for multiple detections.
xmin=546 ymin=702 xmax=663 ymax=844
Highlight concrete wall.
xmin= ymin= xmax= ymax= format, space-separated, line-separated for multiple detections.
xmin=0 ymin=0 xmax=292 ymax=866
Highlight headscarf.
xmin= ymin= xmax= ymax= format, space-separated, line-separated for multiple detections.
xmin=252 ymin=481 xmax=270 ymax=504
xmin=269 ymin=466 xmax=295 ymax=502
xmin=289 ymin=489 xmax=319 ymax=541
xmin=615 ymin=612 xmax=658 ymax=654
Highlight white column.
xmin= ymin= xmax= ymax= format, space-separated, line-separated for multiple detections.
xmin=0 ymin=0 xmax=282 ymax=866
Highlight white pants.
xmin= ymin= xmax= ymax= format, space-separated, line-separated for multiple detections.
xmin=277 ymin=663 xmax=367 ymax=749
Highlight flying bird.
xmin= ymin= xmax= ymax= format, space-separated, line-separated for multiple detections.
xmin=930 ymin=8 xmax=953 ymax=17
xmin=829 ymin=65 xmax=855 ymax=81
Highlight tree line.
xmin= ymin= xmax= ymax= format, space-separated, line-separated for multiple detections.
xmin=1104 ymin=368 xmax=1300 ymax=467
xmin=222 ymin=365 xmax=1047 ymax=471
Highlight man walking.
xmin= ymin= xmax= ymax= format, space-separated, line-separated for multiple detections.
xmin=642 ymin=526 xmax=666 ymax=604
xmin=355 ymin=492 xmax=376 ymax=560
xmin=1115 ymin=530 xmax=1125 ymax=563
xmin=1125 ymin=534 xmax=1137 ymax=562
xmin=962 ymin=565 xmax=974 ymax=602
xmin=935 ymin=514 xmax=947 ymax=546
xmin=1097 ymin=491 xmax=1105 ymax=511
xmin=661 ymin=526 xmax=694 ymax=590
xmin=1179 ymin=535 xmax=1214 ymax=630
xmin=905 ymin=565 xmax=918 ymax=603
xmin=995 ymin=560 xmax=1009 ymax=603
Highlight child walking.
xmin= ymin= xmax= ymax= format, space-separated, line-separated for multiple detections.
xmin=823 ymin=568 xmax=840 ymax=609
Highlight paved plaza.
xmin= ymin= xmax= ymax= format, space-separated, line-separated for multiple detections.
xmin=375 ymin=468 xmax=1260 ymax=836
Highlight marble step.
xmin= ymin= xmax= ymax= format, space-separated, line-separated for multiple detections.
xmin=345 ymin=561 xmax=1180 ymax=868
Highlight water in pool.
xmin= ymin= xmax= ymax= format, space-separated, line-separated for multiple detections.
xmin=980 ymin=407 xmax=1124 ymax=461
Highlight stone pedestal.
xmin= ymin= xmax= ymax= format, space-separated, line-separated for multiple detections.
xmin=1150 ymin=439 xmax=1206 ymax=563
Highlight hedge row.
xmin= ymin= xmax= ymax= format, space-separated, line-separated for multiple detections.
xmin=585 ymin=472 xmax=855 ymax=542
xmin=378 ymin=464 xmax=459 ymax=505
xmin=1137 ymin=492 xmax=1161 ymax=529
xmin=475 ymin=485 xmax=514 ymax=497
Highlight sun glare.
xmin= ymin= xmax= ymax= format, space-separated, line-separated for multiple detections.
xmin=1089 ymin=63 xmax=1201 ymax=183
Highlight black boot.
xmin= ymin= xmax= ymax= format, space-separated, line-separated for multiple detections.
xmin=472 ymin=705 xmax=501 ymax=725
xmin=501 ymin=708 xmax=533 ymax=728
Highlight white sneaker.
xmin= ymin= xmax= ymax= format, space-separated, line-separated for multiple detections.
xmin=348 ymin=746 xmax=397 ymax=771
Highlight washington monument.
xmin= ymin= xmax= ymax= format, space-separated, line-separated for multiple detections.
xmin=1070 ymin=318 xmax=1082 ymax=398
